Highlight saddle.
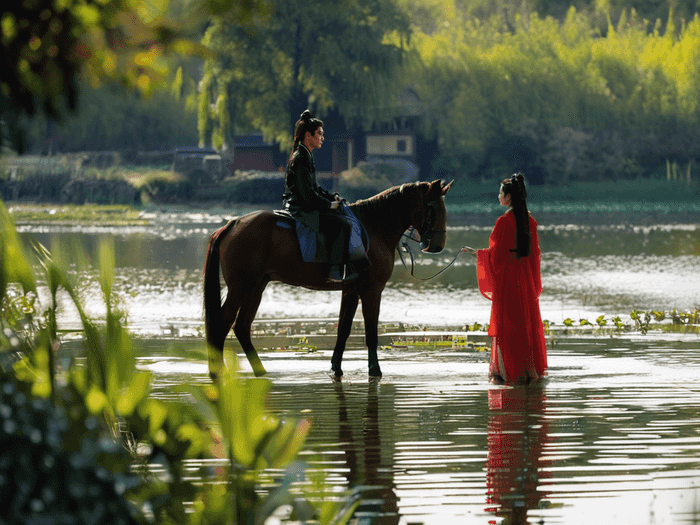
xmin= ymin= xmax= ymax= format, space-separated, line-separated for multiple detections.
xmin=274 ymin=203 xmax=368 ymax=264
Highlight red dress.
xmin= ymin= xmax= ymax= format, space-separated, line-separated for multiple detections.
xmin=477 ymin=210 xmax=547 ymax=383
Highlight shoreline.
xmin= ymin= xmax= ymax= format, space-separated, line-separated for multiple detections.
xmin=5 ymin=200 xmax=700 ymax=227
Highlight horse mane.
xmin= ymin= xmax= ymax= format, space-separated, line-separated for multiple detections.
xmin=349 ymin=182 xmax=425 ymax=229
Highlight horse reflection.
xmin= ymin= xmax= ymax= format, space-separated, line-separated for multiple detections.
xmin=335 ymin=382 xmax=399 ymax=524
xmin=485 ymin=385 xmax=550 ymax=525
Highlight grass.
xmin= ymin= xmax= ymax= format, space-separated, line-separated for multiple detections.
xmin=6 ymin=203 xmax=146 ymax=224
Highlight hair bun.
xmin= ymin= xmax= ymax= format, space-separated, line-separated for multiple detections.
xmin=511 ymin=173 xmax=526 ymax=188
xmin=300 ymin=109 xmax=312 ymax=122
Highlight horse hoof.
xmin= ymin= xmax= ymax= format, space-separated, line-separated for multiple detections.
xmin=369 ymin=367 xmax=382 ymax=379
xmin=329 ymin=369 xmax=343 ymax=382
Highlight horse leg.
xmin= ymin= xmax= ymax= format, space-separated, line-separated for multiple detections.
xmin=232 ymin=280 xmax=268 ymax=377
xmin=330 ymin=292 xmax=359 ymax=379
xmin=360 ymin=292 xmax=382 ymax=378
xmin=207 ymin=293 xmax=239 ymax=381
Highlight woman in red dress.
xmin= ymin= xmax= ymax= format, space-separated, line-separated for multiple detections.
xmin=465 ymin=173 xmax=547 ymax=384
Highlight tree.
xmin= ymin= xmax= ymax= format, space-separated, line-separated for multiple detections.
xmin=0 ymin=0 xmax=266 ymax=153
xmin=198 ymin=0 xmax=411 ymax=150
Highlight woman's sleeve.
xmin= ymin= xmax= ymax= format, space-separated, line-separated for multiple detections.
xmin=476 ymin=215 xmax=511 ymax=300
xmin=529 ymin=216 xmax=542 ymax=297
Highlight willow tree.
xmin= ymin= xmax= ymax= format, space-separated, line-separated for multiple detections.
xmin=198 ymin=0 xmax=411 ymax=150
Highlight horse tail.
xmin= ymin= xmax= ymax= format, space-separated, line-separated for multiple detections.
xmin=203 ymin=220 xmax=234 ymax=350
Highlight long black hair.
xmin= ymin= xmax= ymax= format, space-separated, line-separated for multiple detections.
xmin=287 ymin=110 xmax=323 ymax=169
xmin=501 ymin=172 xmax=531 ymax=258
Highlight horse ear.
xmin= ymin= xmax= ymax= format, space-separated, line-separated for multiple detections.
xmin=441 ymin=179 xmax=454 ymax=195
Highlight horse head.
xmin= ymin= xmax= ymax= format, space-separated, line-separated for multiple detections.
xmin=413 ymin=179 xmax=453 ymax=253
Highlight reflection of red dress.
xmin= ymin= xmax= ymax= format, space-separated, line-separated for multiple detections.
xmin=485 ymin=387 xmax=550 ymax=524
xmin=477 ymin=211 xmax=547 ymax=383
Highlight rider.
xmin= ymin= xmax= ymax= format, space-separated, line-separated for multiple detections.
xmin=282 ymin=110 xmax=355 ymax=282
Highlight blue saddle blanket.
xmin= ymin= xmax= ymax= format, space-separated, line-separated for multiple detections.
xmin=276 ymin=202 xmax=366 ymax=263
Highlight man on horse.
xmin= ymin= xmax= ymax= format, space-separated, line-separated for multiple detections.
xmin=282 ymin=110 xmax=363 ymax=282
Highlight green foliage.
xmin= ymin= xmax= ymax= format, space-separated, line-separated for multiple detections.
xmin=128 ymin=170 xmax=195 ymax=204
xmin=198 ymin=0 xmax=411 ymax=149
xmin=407 ymin=2 xmax=700 ymax=182
xmin=0 ymin=196 xmax=358 ymax=524
xmin=0 ymin=201 xmax=35 ymax=300
xmin=554 ymin=309 xmax=699 ymax=335
xmin=0 ymin=0 xmax=263 ymax=119
xmin=25 ymin=81 xmax=200 ymax=153
xmin=4 ymin=203 xmax=144 ymax=224
xmin=1 ymin=0 xmax=268 ymax=154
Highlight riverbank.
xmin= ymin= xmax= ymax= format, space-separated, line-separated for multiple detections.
xmin=4 ymin=178 xmax=699 ymax=227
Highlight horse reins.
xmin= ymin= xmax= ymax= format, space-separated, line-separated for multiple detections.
xmin=398 ymin=227 xmax=468 ymax=281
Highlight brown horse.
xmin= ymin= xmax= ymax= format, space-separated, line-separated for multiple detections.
xmin=203 ymin=179 xmax=453 ymax=380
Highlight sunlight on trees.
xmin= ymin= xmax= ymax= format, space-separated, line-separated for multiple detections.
xmin=404 ymin=0 xmax=700 ymax=180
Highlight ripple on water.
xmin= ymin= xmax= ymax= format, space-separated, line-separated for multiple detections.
xmin=110 ymin=333 xmax=700 ymax=525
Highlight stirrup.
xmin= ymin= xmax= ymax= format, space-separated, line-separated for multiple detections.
xmin=327 ymin=265 xmax=345 ymax=283
xmin=327 ymin=264 xmax=359 ymax=283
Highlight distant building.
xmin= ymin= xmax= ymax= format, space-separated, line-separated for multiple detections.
xmin=365 ymin=87 xmax=425 ymax=178
xmin=365 ymin=132 xmax=416 ymax=164
xmin=314 ymin=134 xmax=356 ymax=175
xmin=230 ymin=87 xmax=430 ymax=181
xmin=230 ymin=135 xmax=286 ymax=173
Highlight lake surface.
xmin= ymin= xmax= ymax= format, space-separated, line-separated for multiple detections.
xmin=15 ymin=204 xmax=700 ymax=334
xmin=135 ymin=333 xmax=700 ymax=525
xmin=15 ymin=203 xmax=700 ymax=524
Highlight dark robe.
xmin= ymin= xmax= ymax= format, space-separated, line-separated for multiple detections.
xmin=282 ymin=144 xmax=338 ymax=231
xmin=282 ymin=144 xmax=348 ymax=265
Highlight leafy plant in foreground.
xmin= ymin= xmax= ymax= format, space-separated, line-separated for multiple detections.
xmin=1 ymin=199 xmax=357 ymax=524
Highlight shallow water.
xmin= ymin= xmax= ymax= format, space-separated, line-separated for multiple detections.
xmin=16 ymin=208 xmax=700 ymax=335
xmin=134 ymin=334 xmax=700 ymax=525
xmin=24 ymin=206 xmax=699 ymax=524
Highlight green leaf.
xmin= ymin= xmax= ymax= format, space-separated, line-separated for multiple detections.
xmin=99 ymin=238 xmax=115 ymax=302
xmin=117 ymin=371 xmax=152 ymax=416
xmin=0 ymin=201 xmax=36 ymax=299
xmin=72 ymin=4 xmax=101 ymax=26
xmin=140 ymin=398 xmax=168 ymax=436
xmin=85 ymin=386 xmax=109 ymax=415
xmin=266 ymin=419 xmax=311 ymax=469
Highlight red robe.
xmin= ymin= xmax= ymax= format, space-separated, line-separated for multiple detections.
xmin=477 ymin=211 xmax=547 ymax=383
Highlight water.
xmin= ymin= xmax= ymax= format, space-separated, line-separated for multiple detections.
xmin=16 ymin=208 xmax=700 ymax=334
xmin=136 ymin=334 xmax=700 ymax=525
xmin=17 ymin=205 xmax=700 ymax=524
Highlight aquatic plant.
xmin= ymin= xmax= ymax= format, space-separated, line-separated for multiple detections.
xmin=630 ymin=309 xmax=652 ymax=334
xmin=553 ymin=309 xmax=699 ymax=337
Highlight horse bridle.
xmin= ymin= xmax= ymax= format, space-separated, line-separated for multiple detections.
xmin=397 ymin=195 xmax=464 ymax=281
xmin=418 ymin=198 xmax=446 ymax=245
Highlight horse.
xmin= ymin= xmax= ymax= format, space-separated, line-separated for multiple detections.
xmin=203 ymin=179 xmax=453 ymax=380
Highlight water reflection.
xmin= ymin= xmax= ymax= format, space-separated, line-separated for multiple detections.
xmin=486 ymin=385 xmax=549 ymax=525
xmin=129 ymin=336 xmax=700 ymax=524
xmin=334 ymin=381 xmax=399 ymax=524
